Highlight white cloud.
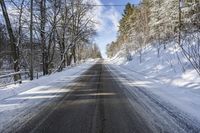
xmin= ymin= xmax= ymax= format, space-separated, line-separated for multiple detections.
xmin=88 ymin=0 xmax=122 ymax=58
xmin=88 ymin=0 xmax=121 ymax=33
xmin=104 ymin=6 xmax=121 ymax=32
xmin=84 ymin=0 xmax=122 ymax=58
xmin=85 ymin=0 xmax=105 ymax=32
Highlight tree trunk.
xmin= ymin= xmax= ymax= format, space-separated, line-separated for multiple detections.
xmin=40 ymin=0 xmax=48 ymax=75
xmin=30 ymin=0 xmax=34 ymax=80
xmin=0 ymin=0 xmax=21 ymax=82
xmin=72 ymin=46 xmax=76 ymax=64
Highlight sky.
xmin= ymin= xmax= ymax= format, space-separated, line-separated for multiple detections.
xmin=93 ymin=0 xmax=140 ymax=58
xmin=0 ymin=0 xmax=140 ymax=58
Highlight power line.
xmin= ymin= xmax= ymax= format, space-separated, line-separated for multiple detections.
xmin=65 ymin=3 xmax=128 ymax=7
xmin=65 ymin=3 xmax=141 ymax=7
xmin=83 ymin=4 xmax=126 ymax=7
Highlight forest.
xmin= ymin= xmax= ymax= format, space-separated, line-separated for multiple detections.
xmin=106 ymin=0 xmax=200 ymax=73
xmin=0 ymin=0 xmax=101 ymax=83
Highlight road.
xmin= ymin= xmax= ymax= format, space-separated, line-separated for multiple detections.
xmin=15 ymin=62 xmax=200 ymax=133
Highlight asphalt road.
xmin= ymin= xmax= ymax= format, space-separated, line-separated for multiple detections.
xmin=15 ymin=62 xmax=152 ymax=133
xmin=15 ymin=62 xmax=200 ymax=133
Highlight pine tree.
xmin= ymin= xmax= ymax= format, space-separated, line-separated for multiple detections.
xmin=119 ymin=3 xmax=135 ymax=42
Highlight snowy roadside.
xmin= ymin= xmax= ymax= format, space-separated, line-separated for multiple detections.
xmin=105 ymin=40 xmax=200 ymax=123
xmin=0 ymin=59 xmax=97 ymax=132
xmin=0 ymin=59 xmax=96 ymax=101
xmin=105 ymin=62 xmax=200 ymax=124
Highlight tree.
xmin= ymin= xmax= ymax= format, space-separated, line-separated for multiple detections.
xmin=119 ymin=3 xmax=135 ymax=43
xmin=0 ymin=0 xmax=21 ymax=82
xmin=40 ymin=0 xmax=48 ymax=75
xmin=0 ymin=0 xmax=101 ymax=83
xmin=149 ymin=0 xmax=164 ymax=57
xmin=30 ymin=0 xmax=33 ymax=80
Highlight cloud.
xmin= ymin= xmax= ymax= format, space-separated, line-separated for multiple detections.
xmin=85 ymin=0 xmax=122 ymax=58
xmin=104 ymin=6 xmax=121 ymax=32
xmin=85 ymin=0 xmax=105 ymax=32
xmin=88 ymin=0 xmax=121 ymax=33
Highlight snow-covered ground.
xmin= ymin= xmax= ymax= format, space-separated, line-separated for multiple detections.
xmin=0 ymin=59 xmax=96 ymax=132
xmin=105 ymin=42 xmax=200 ymax=124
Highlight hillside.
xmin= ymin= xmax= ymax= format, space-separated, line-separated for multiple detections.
xmin=106 ymin=38 xmax=200 ymax=121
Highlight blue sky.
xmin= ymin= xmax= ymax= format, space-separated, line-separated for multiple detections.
xmin=93 ymin=0 xmax=140 ymax=58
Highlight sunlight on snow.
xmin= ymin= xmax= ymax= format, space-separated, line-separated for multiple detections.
xmin=19 ymin=86 xmax=70 ymax=95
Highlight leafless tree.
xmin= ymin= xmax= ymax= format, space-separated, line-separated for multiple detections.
xmin=0 ymin=0 xmax=21 ymax=82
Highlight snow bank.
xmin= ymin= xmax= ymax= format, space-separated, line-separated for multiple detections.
xmin=106 ymin=41 xmax=200 ymax=121
xmin=0 ymin=59 xmax=96 ymax=101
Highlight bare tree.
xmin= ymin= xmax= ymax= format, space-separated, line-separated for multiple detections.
xmin=30 ymin=0 xmax=33 ymax=80
xmin=0 ymin=0 xmax=101 ymax=84
xmin=40 ymin=0 xmax=48 ymax=75
xmin=0 ymin=0 xmax=21 ymax=82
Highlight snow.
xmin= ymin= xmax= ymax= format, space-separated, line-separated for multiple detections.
xmin=0 ymin=59 xmax=96 ymax=132
xmin=105 ymin=40 xmax=200 ymax=123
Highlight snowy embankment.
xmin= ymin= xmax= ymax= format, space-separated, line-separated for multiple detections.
xmin=106 ymin=42 xmax=200 ymax=122
xmin=0 ymin=59 xmax=97 ymax=132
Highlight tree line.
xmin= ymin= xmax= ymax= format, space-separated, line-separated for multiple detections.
xmin=106 ymin=0 xmax=200 ymax=70
xmin=0 ymin=0 xmax=101 ymax=82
